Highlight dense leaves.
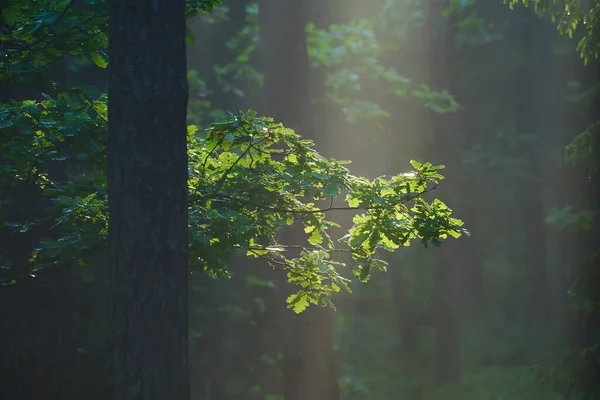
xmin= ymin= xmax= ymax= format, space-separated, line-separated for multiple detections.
xmin=0 ymin=0 xmax=465 ymax=312
xmin=0 ymin=0 xmax=107 ymax=85
xmin=5 ymin=0 xmax=598 ymax=399
xmin=0 ymin=98 xmax=464 ymax=310
xmin=506 ymin=0 xmax=600 ymax=63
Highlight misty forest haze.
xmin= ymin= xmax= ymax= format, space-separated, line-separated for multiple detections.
xmin=1 ymin=0 xmax=599 ymax=399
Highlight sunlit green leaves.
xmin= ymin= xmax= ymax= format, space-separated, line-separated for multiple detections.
xmin=285 ymin=250 xmax=350 ymax=313
xmin=565 ymin=120 xmax=599 ymax=173
xmin=506 ymin=0 xmax=600 ymax=63
xmin=306 ymin=16 xmax=460 ymax=124
xmin=186 ymin=112 xmax=464 ymax=310
xmin=0 ymin=0 xmax=465 ymax=311
xmin=2 ymin=102 xmax=464 ymax=309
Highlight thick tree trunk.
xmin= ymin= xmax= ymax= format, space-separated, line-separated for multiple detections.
xmin=258 ymin=1 xmax=339 ymax=399
xmin=107 ymin=1 xmax=189 ymax=399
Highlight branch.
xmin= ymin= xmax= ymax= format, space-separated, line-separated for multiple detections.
xmin=198 ymin=185 xmax=437 ymax=215
xmin=212 ymin=136 xmax=268 ymax=192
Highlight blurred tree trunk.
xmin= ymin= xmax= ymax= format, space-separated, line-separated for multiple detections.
xmin=388 ymin=255 xmax=418 ymax=353
xmin=107 ymin=0 xmax=190 ymax=399
xmin=515 ymin=11 xmax=551 ymax=312
xmin=564 ymin=55 xmax=600 ymax=398
xmin=424 ymin=0 xmax=461 ymax=385
xmin=258 ymin=1 xmax=340 ymax=399
xmin=442 ymin=47 xmax=486 ymax=305
xmin=451 ymin=108 xmax=485 ymax=304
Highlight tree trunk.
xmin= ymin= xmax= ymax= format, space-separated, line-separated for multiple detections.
xmin=107 ymin=0 xmax=189 ymax=399
xmin=388 ymin=254 xmax=418 ymax=353
xmin=258 ymin=1 xmax=339 ymax=399
xmin=515 ymin=11 xmax=550 ymax=312
xmin=423 ymin=0 xmax=461 ymax=385
xmin=432 ymin=246 xmax=461 ymax=384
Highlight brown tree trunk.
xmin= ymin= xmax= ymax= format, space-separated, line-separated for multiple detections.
xmin=258 ymin=1 xmax=339 ymax=399
xmin=107 ymin=0 xmax=190 ymax=399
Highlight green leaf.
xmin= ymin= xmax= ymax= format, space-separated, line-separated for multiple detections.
xmin=349 ymin=230 xmax=370 ymax=248
xmin=90 ymin=52 xmax=108 ymax=69
xmin=186 ymin=26 xmax=195 ymax=44
xmin=409 ymin=159 xmax=422 ymax=169
xmin=347 ymin=197 xmax=360 ymax=208
xmin=323 ymin=182 xmax=340 ymax=197
xmin=308 ymin=229 xmax=324 ymax=245
xmin=1 ymin=6 xmax=20 ymax=26
xmin=286 ymin=293 xmax=310 ymax=313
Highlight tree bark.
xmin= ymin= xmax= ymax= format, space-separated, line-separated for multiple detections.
xmin=107 ymin=0 xmax=189 ymax=399
xmin=258 ymin=1 xmax=339 ymax=399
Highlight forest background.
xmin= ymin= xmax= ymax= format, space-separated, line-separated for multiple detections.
xmin=0 ymin=0 xmax=599 ymax=399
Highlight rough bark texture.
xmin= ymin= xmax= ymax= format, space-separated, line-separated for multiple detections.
xmin=259 ymin=1 xmax=340 ymax=399
xmin=107 ymin=1 xmax=189 ymax=399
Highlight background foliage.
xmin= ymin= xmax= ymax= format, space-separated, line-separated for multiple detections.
xmin=1 ymin=0 xmax=598 ymax=399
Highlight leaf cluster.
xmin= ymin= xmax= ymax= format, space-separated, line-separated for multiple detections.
xmin=506 ymin=0 xmax=600 ymax=63
xmin=1 ymin=0 xmax=107 ymax=86
xmin=1 ymin=103 xmax=465 ymax=311
xmin=186 ymin=112 xmax=465 ymax=311
xmin=305 ymin=12 xmax=460 ymax=124
xmin=0 ymin=0 xmax=465 ymax=313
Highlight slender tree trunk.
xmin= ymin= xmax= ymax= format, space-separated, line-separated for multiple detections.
xmin=424 ymin=0 xmax=461 ymax=385
xmin=452 ymin=112 xmax=485 ymax=306
xmin=451 ymin=108 xmax=485 ymax=304
xmin=258 ymin=1 xmax=339 ymax=399
xmin=567 ymin=60 xmax=600 ymax=396
xmin=388 ymin=254 xmax=418 ymax=353
xmin=515 ymin=12 xmax=550 ymax=312
xmin=107 ymin=1 xmax=189 ymax=399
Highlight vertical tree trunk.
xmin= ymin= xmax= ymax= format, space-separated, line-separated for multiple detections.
xmin=449 ymin=112 xmax=486 ymax=306
xmin=515 ymin=11 xmax=550 ymax=312
xmin=451 ymin=107 xmax=485 ymax=304
xmin=388 ymin=254 xmax=418 ymax=353
xmin=107 ymin=0 xmax=189 ymax=399
xmin=258 ymin=1 xmax=339 ymax=399
xmin=424 ymin=0 xmax=461 ymax=385
xmin=432 ymin=246 xmax=461 ymax=384
xmin=566 ymin=59 xmax=600 ymax=398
